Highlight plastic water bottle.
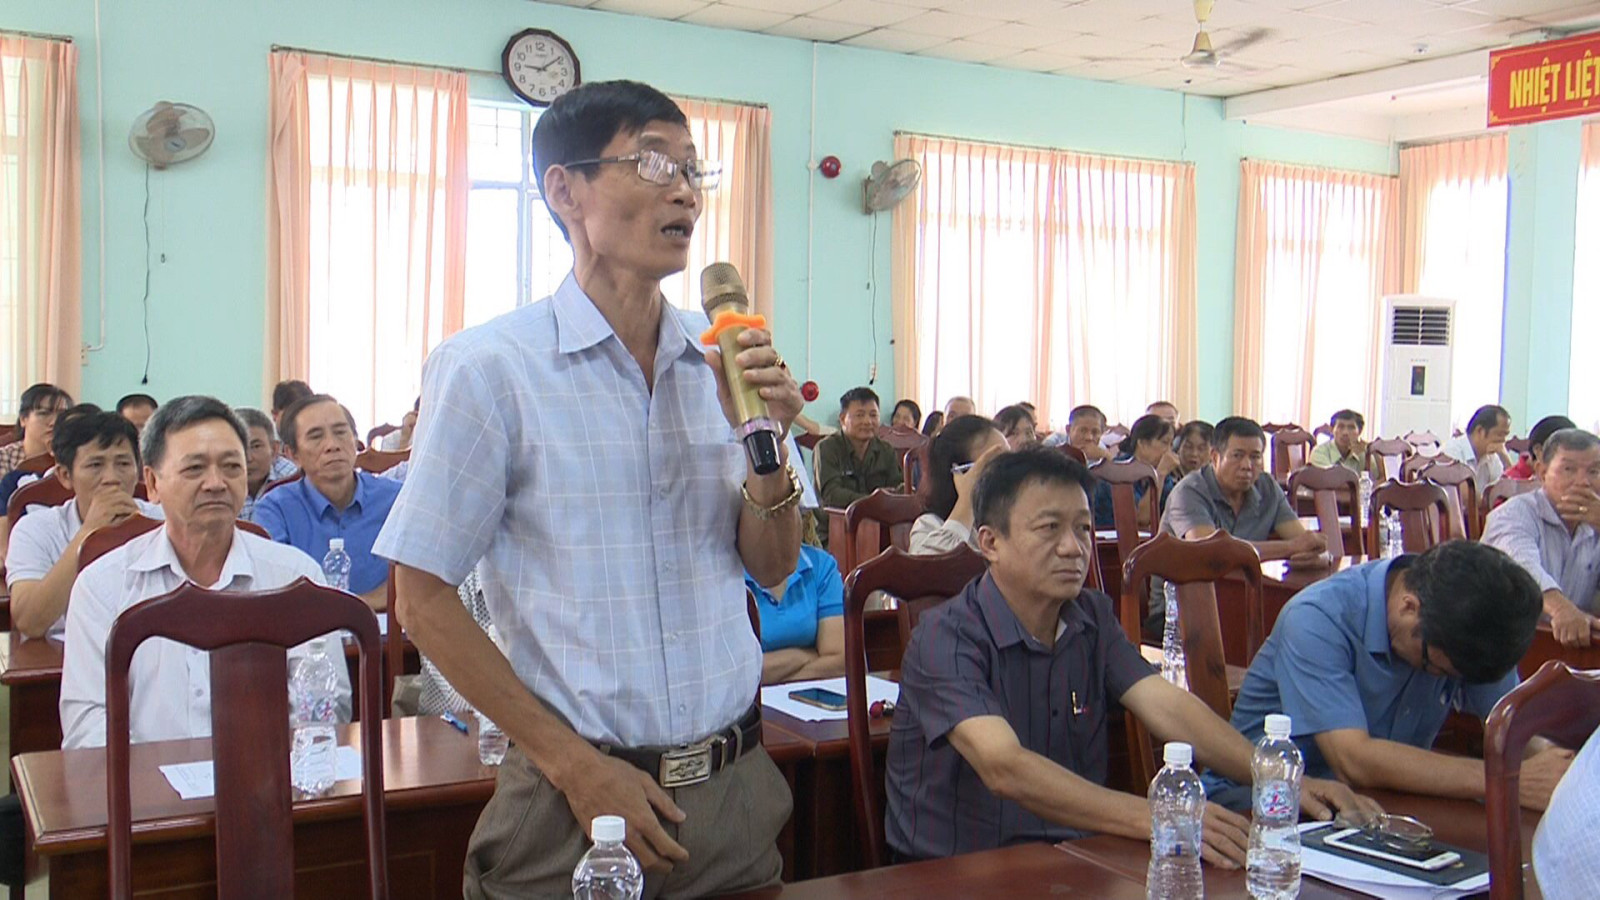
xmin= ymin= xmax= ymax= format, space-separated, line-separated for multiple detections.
xmin=1247 ymin=714 xmax=1304 ymax=900
xmin=1161 ymin=581 xmax=1187 ymax=690
xmin=1383 ymin=509 xmax=1404 ymax=558
xmin=288 ymin=638 xmax=340 ymax=797
xmin=572 ymin=815 xmax=644 ymax=900
xmin=1147 ymin=742 xmax=1205 ymax=900
xmin=1358 ymin=472 xmax=1374 ymax=525
xmin=473 ymin=625 xmax=509 ymax=765
xmin=322 ymin=538 xmax=351 ymax=592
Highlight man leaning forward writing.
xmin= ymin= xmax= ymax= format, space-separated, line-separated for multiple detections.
xmin=374 ymin=81 xmax=803 ymax=899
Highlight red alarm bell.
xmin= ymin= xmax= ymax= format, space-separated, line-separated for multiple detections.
xmin=818 ymin=156 xmax=841 ymax=179
xmin=801 ymin=381 xmax=820 ymax=402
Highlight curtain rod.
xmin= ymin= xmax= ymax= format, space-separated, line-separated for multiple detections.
xmin=1240 ymin=156 xmax=1398 ymax=177
xmin=268 ymin=44 xmax=766 ymax=109
xmin=894 ymin=129 xmax=1194 ymax=168
xmin=1 ymin=28 xmax=74 ymax=43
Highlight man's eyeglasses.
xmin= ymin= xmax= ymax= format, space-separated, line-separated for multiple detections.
xmin=563 ymin=149 xmax=721 ymax=190
xmin=1419 ymin=636 xmax=1452 ymax=678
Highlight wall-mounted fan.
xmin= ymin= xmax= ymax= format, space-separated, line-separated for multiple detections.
xmin=129 ymin=102 xmax=215 ymax=169
xmin=864 ymin=159 xmax=921 ymax=214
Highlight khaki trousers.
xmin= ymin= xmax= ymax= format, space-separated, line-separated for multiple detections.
xmin=464 ymin=742 xmax=792 ymax=899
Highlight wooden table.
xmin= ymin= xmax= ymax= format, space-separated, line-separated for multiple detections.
xmin=14 ymin=716 xmax=495 ymax=899
xmin=761 ymin=704 xmax=892 ymax=880
xmin=720 ymin=789 xmax=1544 ymax=899
xmin=0 ymin=632 xmax=420 ymax=759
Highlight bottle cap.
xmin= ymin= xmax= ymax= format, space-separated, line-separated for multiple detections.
xmin=1264 ymin=714 xmax=1292 ymax=739
xmin=329 ymin=538 xmax=345 ymax=552
xmin=592 ymin=815 xmax=626 ymax=843
xmin=1163 ymin=742 xmax=1193 ymax=768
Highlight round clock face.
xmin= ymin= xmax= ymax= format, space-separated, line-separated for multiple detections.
xmin=502 ymin=29 xmax=580 ymax=108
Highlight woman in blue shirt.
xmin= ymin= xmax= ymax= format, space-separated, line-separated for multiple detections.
xmin=746 ymin=544 xmax=846 ymax=684
xmin=1093 ymin=413 xmax=1180 ymax=529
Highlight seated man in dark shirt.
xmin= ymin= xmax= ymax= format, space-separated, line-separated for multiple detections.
xmin=885 ymin=449 xmax=1376 ymax=865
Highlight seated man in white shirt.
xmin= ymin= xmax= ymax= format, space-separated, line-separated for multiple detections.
xmin=59 ymin=395 xmax=350 ymax=749
xmin=1440 ymin=404 xmax=1512 ymax=488
xmin=6 ymin=408 xmax=164 ymax=640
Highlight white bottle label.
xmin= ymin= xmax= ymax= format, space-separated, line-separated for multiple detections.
xmin=1256 ymin=779 xmax=1295 ymax=818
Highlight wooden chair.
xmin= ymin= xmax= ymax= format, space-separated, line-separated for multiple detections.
xmin=1105 ymin=424 xmax=1130 ymax=443
xmin=794 ymin=432 xmax=823 ymax=453
xmin=880 ymin=426 xmax=928 ymax=455
xmin=1312 ymin=423 xmax=1334 ymax=441
xmin=1365 ymin=438 xmax=1414 ymax=482
xmin=0 ymin=425 xmax=18 ymax=448
xmin=1484 ymin=477 xmax=1541 ymax=516
xmin=1366 ymin=481 xmax=1451 ymax=557
xmin=106 ymin=578 xmax=388 ymax=899
xmin=80 ymin=517 xmax=271 ymax=572
xmin=1505 ymin=436 xmax=1532 ymax=457
xmin=1287 ymin=465 xmax=1360 ymax=565
xmin=1262 ymin=422 xmax=1301 ymax=435
xmin=1270 ymin=428 xmax=1314 ymax=484
xmin=1419 ymin=459 xmax=1480 ymax=540
xmin=15 ymin=452 xmax=53 ymax=475
xmin=354 ymin=447 xmax=409 ymax=474
xmin=384 ymin=566 xmax=404 ymax=714
xmin=365 ymin=423 xmax=400 ymax=448
xmin=842 ymin=489 xmax=925 ymax=575
xmin=905 ymin=442 xmax=932 ymax=499
xmin=1120 ymin=532 xmax=1263 ymax=788
xmin=1484 ymin=661 xmax=1600 ymax=900
xmin=1402 ymin=430 xmax=1443 ymax=456
xmin=261 ymin=470 xmax=305 ymax=496
xmin=1056 ymin=443 xmax=1088 ymax=465
xmin=1093 ymin=459 xmax=1159 ymax=602
xmin=5 ymin=473 xmax=71 ymax=523
xmin=842 ymin=545 xmax=986 ymax=870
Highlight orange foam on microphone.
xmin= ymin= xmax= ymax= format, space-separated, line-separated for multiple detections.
xmin=699 ymin=310 xmax=768 ymax=346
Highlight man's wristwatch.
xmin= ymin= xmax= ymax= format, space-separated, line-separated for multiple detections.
xmin=742 ymin=464 xmax=803 ymax=520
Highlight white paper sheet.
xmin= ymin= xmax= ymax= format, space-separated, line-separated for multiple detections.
xmin=159 ymin=745 xmax=363 ymax=800
xmin=1298 ymin=822 xmax=1489 ymax=900
xmin=760 ymin=676 xmax=900 ymax=722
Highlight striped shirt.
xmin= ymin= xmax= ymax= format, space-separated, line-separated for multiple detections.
xmin=373 ymin=273 xmax=759 ymax=748
xmin=885 ymin=572 xmax=1156 ymax=859
xmin=1482 ymin=490 xmax=1600 ymax=613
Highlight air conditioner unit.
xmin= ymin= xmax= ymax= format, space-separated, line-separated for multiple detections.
xmin=1379 ymin=295 xmax=1455 ymax=439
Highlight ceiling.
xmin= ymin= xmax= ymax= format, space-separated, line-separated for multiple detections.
xmin=540 ymin=0 xmax=1600 ymax=97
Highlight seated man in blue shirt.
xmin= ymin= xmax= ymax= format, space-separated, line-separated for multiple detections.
xmin=746 ymin=544 xmax=844 ymax=684
xmin=253 ymin=394 xmax=400 ymax=609
xmin=1223 ymin=541 xmax=1573 ymax=811
xmin=886 ymin=449 xmax=1375 ymax=866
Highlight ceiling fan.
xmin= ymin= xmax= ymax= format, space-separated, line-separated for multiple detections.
xmin=1180 ymin=0 xmax=1271 ymax=71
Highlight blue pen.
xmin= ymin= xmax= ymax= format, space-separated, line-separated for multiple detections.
xmin=440 ymin=712 xmax=469 ymax=734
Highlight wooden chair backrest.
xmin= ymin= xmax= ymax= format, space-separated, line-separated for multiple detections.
xmin=1056 ymin=443 xmax=1088 ymax=465
xmin=842 ymin=488 xmax=925 ymax=574
xmin=1484 ymin=477 xmax=1540 ymax=515
xmin=354 ymin=448 xmax=408 ymax=475
xmin=1484 ymin=661 xmax=1600 ymax=900
xmin=1419 ymin=459 xmax=1480 ymax=540
xmin=1402 ymin=430 xmax=1443 ymax=455
xmin=261 ymin=471 xmax=304 ymax=496
xmin=1120 ymin=532 xmax=1262 ymax=788
xmin=1105 ymin=424 xmax=1130 ymax=442
xmin=1261 ymin=422 xmax=1300 ymax=435
xmin=365 ymin=423 xmax=399 ymax=448
xmin=1287 ymin=465 xmax=1359 ymax=567
xmin=15 ymin=452 xmax=54 ymax=475
xmin=794 ymin=432 xmax=823 ymax=452
xmin=1504 ymin=436 xmax=1532 ymax=456
xmin=0 ymin=425 xmax=18 ymax=448
xmin=880 ymin=426 xmax=928 ymax=454
xmin=1270 ymin=428 xmax=1314 ymax=482
xmin=842 ymin=546 xmax=986 ymax=870
xmin=1366 ymin=480 xmax=1450 ymax=557
xmin=106 ymin=579 xmax=388 ymax=899
xmin=906 ymin=442 xmax=933 ymax=500
xmin=1365 ymin=438 xmax=1414 ymax=482
xmin=1400 ymin=452 xmax=1439 ymax=482
xmin=79 ymin=518 xmax=268 ymax=573
xmin=5 ymin=472 xmax=70 ymax=523
xmin=1093 ymin=458 xmax=1160 ymax=578
xmin=1312 ymin=424 xmax=1334 ymax=441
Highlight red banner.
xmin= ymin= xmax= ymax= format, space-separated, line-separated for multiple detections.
xmin=1489 ymin=32 xmax=1600 ymax=127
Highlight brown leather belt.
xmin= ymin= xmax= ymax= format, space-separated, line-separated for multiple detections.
xmin=600 ymin=705 xmax=762 ymax=789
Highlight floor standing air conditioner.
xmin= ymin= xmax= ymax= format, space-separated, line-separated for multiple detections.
xmin=1379 ymin=295 xmax=1455 ymax=439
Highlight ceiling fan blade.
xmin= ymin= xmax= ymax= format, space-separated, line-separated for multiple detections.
xmin=1216 ymin=27 xmax=1273 ymax=56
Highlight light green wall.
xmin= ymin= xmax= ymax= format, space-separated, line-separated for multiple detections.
xmin=8 ymin=0 xmax=1403 ymax=424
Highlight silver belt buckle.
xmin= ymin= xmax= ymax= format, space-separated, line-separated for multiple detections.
xmin=658 ymin=734 xmax=725 ymax=788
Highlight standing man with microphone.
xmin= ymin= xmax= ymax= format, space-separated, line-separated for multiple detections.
xmin=374 ymin=81 xmax=802 ymax=899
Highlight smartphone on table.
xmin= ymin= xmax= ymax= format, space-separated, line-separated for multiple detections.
xmin=1321 ymin=828 xmax=1462 ymax=872
xmin=789 ymin=687 xmax=848 ymax=712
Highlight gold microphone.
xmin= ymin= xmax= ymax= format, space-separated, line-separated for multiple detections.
xmin=700 ymin=262 xmax=781 ymax=475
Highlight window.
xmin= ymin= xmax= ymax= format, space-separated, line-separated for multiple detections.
xmin=1571 ymin=123 xmax=1600 ymax=432
xmin=462 ymin=95 xmax=773 ymax=325
xmin=1235 ymin=161 xmax=1397 ymax=426
xmin=894 ymin=135 xmax=1197 ymax=427
xmin=1400 ymin=136 xmax=1509 ymax=430
xmin=0 ymin=37 xmax=79 ymax=416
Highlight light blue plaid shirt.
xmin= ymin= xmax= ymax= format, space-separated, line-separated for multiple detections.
xmin=1535 ymin=726 xmax=1600 ymax=900
xmin=1482 ymin=489 xmax=1600 ymax=613
xmin=373 ymin=273 xmax=759 ymax=747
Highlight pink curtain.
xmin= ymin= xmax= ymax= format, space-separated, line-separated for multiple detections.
xmin=0 ymin=36 xmax=81 ymax=412
xmin=1234 ymin=161 xmax=1399 ymax=426
xmin=892 ymin=134 xmax=1197 ymax=427
xmin=1399 ymin=135 xmax=1508 ymax=429
xmin=265 ymin=50 xmax=468 ymax=430
xmin=661 ymin=98 xmax=773 ymax=320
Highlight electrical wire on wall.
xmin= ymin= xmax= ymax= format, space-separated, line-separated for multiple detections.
xmin=140 ymin=163 xmax=152 ymax=384
xmin=868 ymin=211 xmax=879 ymax=385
